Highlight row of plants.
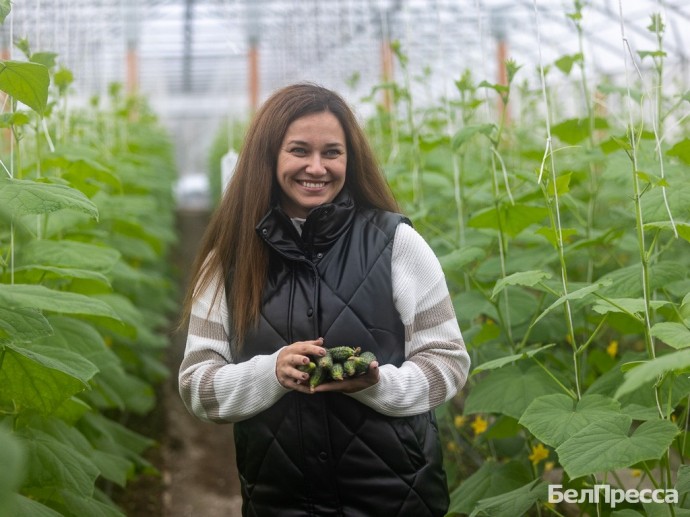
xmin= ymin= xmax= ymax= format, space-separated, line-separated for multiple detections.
xmin=0 ymin=3 xmax=178 ymax=514
xmin=359 ymin=4 xmax=689 ymax=517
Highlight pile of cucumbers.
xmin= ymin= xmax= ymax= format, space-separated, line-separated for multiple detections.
xmin=298 ymin=346 xmax=377 ymax=392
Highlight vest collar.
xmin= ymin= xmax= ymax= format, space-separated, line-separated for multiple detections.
xmin=256 ymin=189 xmax=356 ymax=258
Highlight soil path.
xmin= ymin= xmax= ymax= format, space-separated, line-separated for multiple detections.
xmin=161 ymin=209 xmax=243 ymax=517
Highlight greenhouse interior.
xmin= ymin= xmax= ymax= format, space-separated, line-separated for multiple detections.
xmin=1 ymin=0 xmax=690 ymax=516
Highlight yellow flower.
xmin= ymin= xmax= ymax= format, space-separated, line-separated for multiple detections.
xmin=544 ymin=461 xmax=555 ymax=472
xmin=471 ymin=415 xmax=488 ymax=436
xmin=606 ymin=340 xmax=618 ymax=359
xmin=454 ymin=415 xmax=466 ymax=429
xmin=529 ymin=443 xmax=549 ymax=466
xmin=447 ymin=441 xmax=459 ymax=452
xmin=631 ymin=468 xmax=642 ymax=477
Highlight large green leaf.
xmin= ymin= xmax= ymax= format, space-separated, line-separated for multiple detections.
xmin=9 ymin=265 xmax=111 ymax=287
xmin=0 ymin=343 xmax=97 ymax=414
xmin=551 ymin=117 xmax=608 ymax=144
xmin=38 ymin=316 xmax=118 ymax=371
xmin=448 ymin=460 xmax=532 ymax=515
xmin=470 ymin=479 xmax=547 ymax=517
xmin=0 ymin=307 xmax=53 ymax=342
xmin=587 ymin=353 xmax=690 ymax=420
xmin=0 ymin=177 xmax=98 ymax=218
xmin=592 ymin=297 xmax=669 ymax=318
xmin=79 ymin=412 xmax=155 ymax=468
xmin=0 ymin=427 xmax=26 ymax=517
xmin=59 ymin=488 xmax=124 ymax=517
xmin=0 ymin=284 xmax=121 ymax=320
xmin=17 ymin=428 xmax=99 ymax=497
xmin=0 ymin=60 xmax=49 ymax=114
xmin=16 ymin=239 xmax=120 ymax=273
xmin=519 ymin=393 xmax=621 ymax=448
xmin=651 ymin=322 xmax=690 ymax=349
xmin=556 ymin=414 xmax=679 ymax=479
xmin=13 ymin=495 xmax=63 ymax=517
xmin=438 ymin=246 xmax=485 ymax=272
xmin=491 ymin=270 xmax=551 ymax=300
xmin=464 ymin=363 xmax=565 ymax=419
xmin=676 ymin=464 xmax=690 ymax=498
xmin=468 ymin=203 xmax=549 ymax=238
xmin=616 ymin=349 xmax=690 ymax=399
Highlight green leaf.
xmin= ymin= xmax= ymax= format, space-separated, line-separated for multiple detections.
xmin=471 ymin=344 xmax=555 ymax=375
xmin=667 ymin=138 xmax=690 ymax=164
xmin=530 ymin=279 xmax=612 ymax=328
xmin=452 ymin=123 xmax=495 ymax=148
xmin=0 ymin=111 xmax=31 ymax=127
xmin=30 ymin=52 xmax=58 ymax=69
xmin=18 ymin=428 xmax=99 ymax=496
xmin=592 ymin=297 xmax=669 ymax=318
xmin=0 ymin=343 xmax=97 ymax=414
xmin=651 ymin=322 xmax=690 ymax=349
xmin=0 ymin=284 xmax=121 ymax=320
xmin=13 ymin=495 xmax=63 ymax=517
xmin=616 ymin=349 xmax=690 ymax=399
xmin=468 ymin=203 xmax=549 ymax=238
xmin=59 ymin=488 xmax=125 ymax=517
xmin=644 ymin=221 xmax=690 ymax=244
xmin=535 ymin=226 xmax=578 ymax=248
xmin=438 ymin=247 xmax=485 ymax=272
xmin=554 ymin=53 xmax=583 ymax=75
xmin=0 ymin=60 xmax=50 ymax=114
xmin=556 ymin=415 xmax=679 ymax=479
xmin=676 ymin=464 xmax=690 ymax=498
xmin=448 ymin=460 xmax=532 ymax=516
xmin=0 ymin=177 xmax=98 ymax=219
xmin=0 ymin=427 xmax=25 ymax=517
xmin=551 ymin=117 xmax=608 ymax=145
xmin=0 ymin=307 xmax=53 ymax=342
xmin=470 ymin=479 xmax=547 ymax=517
xmin=519 ymin=393 xmax=621 ymax=448
xmin=464 ymin=363 xmax=565 ymax=419
xmin=491 ymin=270 xmax=551 ymax=300
xmin=17 ymin=239 xmax=120 ymax=273
xmin=0 ymin=0 xmax=11 ymax=23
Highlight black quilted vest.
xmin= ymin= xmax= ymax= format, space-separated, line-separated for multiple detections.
xmin=232 ymin=191 xmax=450 ymax=517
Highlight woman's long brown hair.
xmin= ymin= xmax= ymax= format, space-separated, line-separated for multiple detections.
xmin=180 ymin=83 xmax=400 ymax=347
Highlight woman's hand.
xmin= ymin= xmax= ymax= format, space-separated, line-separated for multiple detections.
xmin=312 ymin=361 xmax=379 ymax=394
xmin=276 ymin=338 xmax=326 ymax=393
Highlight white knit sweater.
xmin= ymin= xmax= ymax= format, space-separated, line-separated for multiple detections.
xmin=179 ymin=222 xmax=470 ymax=423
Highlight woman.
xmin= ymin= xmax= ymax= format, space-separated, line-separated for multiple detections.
xmin=179 ymin=83 xmax=470 ymax=517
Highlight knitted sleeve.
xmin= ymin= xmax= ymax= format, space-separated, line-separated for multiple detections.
xmin=178 ymin=262 xmax=290 ymax=423
xmin=348 ymin=222 xmax=470 ymax=417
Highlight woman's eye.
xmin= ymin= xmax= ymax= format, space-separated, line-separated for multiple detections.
xmin=290 ymin=147 xmax=307 ymax=156
xmin=324 ymin=149 xmax=342 ymax=158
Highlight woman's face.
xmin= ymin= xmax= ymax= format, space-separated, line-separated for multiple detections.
xmin=276 ymin=111 xmax=347 ymax=219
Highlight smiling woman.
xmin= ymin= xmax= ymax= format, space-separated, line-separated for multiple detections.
xmin=177 ymin=82 xmax=470 ymax=516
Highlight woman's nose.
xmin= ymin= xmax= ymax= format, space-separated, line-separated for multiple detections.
xmin=305 ymin=153 xmax=326 ymax=174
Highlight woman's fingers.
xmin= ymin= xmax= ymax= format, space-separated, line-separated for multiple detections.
xmin=275 ymin=338 xmax=325 ymax=389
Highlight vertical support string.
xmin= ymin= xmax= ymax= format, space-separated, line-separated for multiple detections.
xmin=533 ymin=0 xmax=580 ymax=399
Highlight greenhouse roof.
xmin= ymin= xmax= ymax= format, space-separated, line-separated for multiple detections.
xmin=3 ymin=0 xmax=689 ymax=172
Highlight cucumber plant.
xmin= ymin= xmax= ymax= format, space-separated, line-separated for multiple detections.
xmin=0 ymin=4 xmax=178 ymax=514
xmin=361 ymin=4 xmax=690 ymax=516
